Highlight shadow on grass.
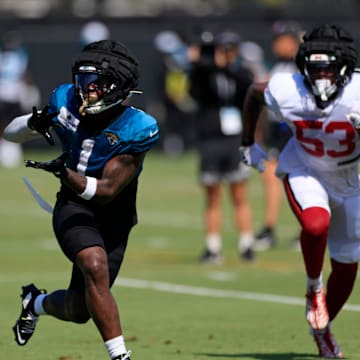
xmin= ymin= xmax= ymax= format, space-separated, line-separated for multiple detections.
xmin=193 ymin=352 xmax=319 ymax=360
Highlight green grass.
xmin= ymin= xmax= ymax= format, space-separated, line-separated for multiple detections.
xmin=0 ymin=150 xmax=359 ymax=359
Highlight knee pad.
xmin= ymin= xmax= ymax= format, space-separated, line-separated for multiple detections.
xmin=300 ymin=207 xmax=330 ymax=237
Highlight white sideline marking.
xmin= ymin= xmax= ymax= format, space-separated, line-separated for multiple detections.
xmin=115 ymin=277 xmax=360 ymax=312
xmin=206 ymin=271 xmax=236 ymax=281
xmin=2 ymin=273 xmax=359 ymax=312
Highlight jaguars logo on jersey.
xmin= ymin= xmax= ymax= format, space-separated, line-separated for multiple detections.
xmin=105 ymin=132 xmax=119 ymax=146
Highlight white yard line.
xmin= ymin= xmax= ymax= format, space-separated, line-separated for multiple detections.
xmin=115 ymin=277 xmax=360 ymax=312
xmin=2 ymin=272 xmax=359 ymax=312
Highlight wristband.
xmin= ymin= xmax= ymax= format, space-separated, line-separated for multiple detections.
xmin=78 ymin=176 xmax=97 ymax=200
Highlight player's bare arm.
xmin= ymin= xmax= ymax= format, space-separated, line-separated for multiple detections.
xmin=242 ymin=82 xmax=267 ymax=146
xmin=61 ymin=153 xmax=145 ymax=205
xmin=239 ymin=82 xmax=269 ymax=172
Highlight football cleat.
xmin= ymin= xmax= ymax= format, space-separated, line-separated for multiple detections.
xmin=311 ymin=326 xmax=344 ymax=358
xmin=306 ymin=287 xmax=329 ymax=330
xmin=113 ymin=350 xmax=132 ymax=360
xmin=253 ymin=227 xmax=276 ymax=251
xmin=199 ymin=249 xmax=224 ymax=265
xmin=13 ymin=283 xmax=46 ymax=346
xmin=240 ymin=247 xmax=255 ymax=262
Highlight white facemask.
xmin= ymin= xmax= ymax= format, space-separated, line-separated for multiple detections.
xmin=311 ymin=78 xmax=337 ymax=102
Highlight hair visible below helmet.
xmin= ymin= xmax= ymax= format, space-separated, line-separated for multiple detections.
xmin=72 ymin=40 xmax=139 ymax=115
xmin=295 ymin=24 xmax=358 ymax=103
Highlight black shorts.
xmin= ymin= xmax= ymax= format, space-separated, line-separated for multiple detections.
xmin=198 ymin=137 xmax=250 ymax=185
xmin=52 ymin=197 xmax=134 ymax=293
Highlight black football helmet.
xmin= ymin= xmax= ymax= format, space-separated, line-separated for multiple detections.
xmin=72 ymin=40 xmax=139 ymax=115
xmin=295 ymin=24 xmax=357 ymax=104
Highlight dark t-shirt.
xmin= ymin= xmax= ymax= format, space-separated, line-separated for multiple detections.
xmin=189 ymin=61 xmax=253 ymax=141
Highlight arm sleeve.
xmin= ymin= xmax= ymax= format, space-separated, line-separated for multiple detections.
xmin=3 ymin=113 xmax=42 ymax=143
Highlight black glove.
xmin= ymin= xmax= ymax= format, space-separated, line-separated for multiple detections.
xmin=28 ymin=105 xmax=59 ymax=146
xmin=25 ymin=152 xmax=68 ymax=178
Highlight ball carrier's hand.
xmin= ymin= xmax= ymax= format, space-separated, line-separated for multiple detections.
xmin=28 ymin=105 xmax=58 ymax=145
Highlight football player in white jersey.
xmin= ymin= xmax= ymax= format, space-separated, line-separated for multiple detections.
xmin=240 ymin=24 xmax=360 ymax=358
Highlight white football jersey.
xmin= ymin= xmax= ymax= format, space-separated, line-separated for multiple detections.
xmin=264 ymin=72 xmax=360 ymax=173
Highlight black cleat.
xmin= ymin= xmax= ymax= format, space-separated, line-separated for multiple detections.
xmin=13 ymin=283 xmax=46 ymax=346
xmin=113 ymin=351 xmax=132 ymax=360
xmin=254 ymin=227 xmax=277 ymax=250
xmin=240 ymin=247 xmax=255 ymax=262
xmin=199 ymin=249 xmax=224 ymax=264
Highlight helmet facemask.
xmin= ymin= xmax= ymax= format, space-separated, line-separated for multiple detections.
xmin=295 ymin=24 xmax=358 ymax=107
xmin=74 ymin=65 xmax=124 ymax=115
xmin=304 ymin=53 xmax=341 ymax=102
xmin=72 ymin=40 xmax=140 ymax=116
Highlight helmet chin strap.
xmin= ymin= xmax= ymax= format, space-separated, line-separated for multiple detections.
xmin=311 ymin=79 xmax=337 ymax=102
xmin=79 ymin=99 xmax=89 ymax=116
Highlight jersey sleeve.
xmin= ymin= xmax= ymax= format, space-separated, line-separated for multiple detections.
xmin=264 ymin=73 xmax=292 ymax=122
xmin=119 ymin=109 xmax=160 ymax=154
xmin=48 ymin=87 xmax=58 ymax=112
xmin=131 ymin=124 xmax=159 ymax=152
xmin=49 ymin=84 xmax=73 ymax=110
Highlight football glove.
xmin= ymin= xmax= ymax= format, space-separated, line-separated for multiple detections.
xmin=28 ymin=105 xmax=58 ymax=145
xmin=347 ymin=111 xmax=360 ymax=134
xmin=240 ymin=143 xmax=269 ymax=172
xmin=25 ymin=152 xmax=68 ymax=178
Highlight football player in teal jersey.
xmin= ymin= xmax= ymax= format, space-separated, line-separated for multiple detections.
xmin=5 ymin=40 xmax=159 ymax=360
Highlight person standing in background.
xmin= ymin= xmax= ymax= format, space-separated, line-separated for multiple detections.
xmin=253 ymin=21 xmax=303 ymax=250
xmin=0 ymin=30 xmax=40 ymax=168
xmin=188 ymin=30 xmax=256 ymax=264
xmin=153 ymin=30 xmax=196 ymax=155
xmin=80 ymin=20 xmax=110 ymax=46
xmin=239 ymin=40 xmax=270 ymax=83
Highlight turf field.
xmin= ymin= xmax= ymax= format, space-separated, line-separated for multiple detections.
xmin=1 ymin=149 xmax=359 ymax=360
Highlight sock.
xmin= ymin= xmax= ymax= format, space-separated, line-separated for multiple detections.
xmin=299 ymin=207 xmax=329 ymax=278
xmin=327 ymin=259 xmax=358 ymax=321
xmin=34 ymin=294 xmax=47 ymax=315
xmin=238 ymin=233 xmax=254 ymax=252
xmin=307 ymin=273 xmax=323 ymax=292
xmin=206 ymin=233 xmax=221 ymax=254
xmin=105 ymin=335 xmax=127 ymax=359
